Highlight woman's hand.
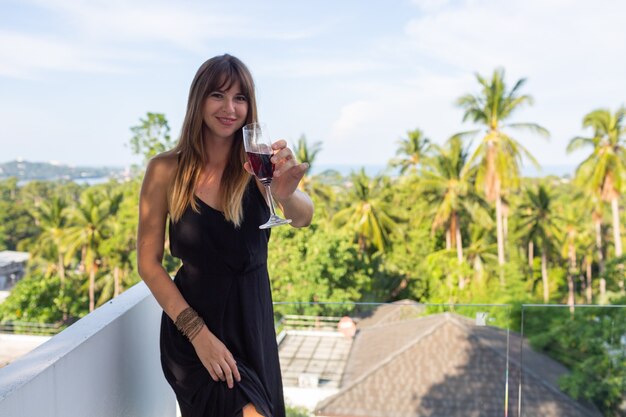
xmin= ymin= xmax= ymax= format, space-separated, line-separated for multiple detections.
xmin=244 ymin=139 xmax=308 ymax=200
xmin=244 ymin=139 xmax=314 ymax=227
xmin=191 ymin=326 xmax=241 ymax=389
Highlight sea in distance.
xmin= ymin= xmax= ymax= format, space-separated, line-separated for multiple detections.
xmin=12 ymin=164 xmax=577 ymax=186
xmin=309 ymin=164 xmax=576 ymax=178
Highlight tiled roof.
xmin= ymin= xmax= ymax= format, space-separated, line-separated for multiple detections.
xmin=356 ymin=300 xmax=425 ymax=329
xmin=279 ymin=330 xmax=353 ymax=389
xmin=315 ymin=313 xmax=602 ymax=417
xmin=0 ymin=251 xmax=29 ymax=268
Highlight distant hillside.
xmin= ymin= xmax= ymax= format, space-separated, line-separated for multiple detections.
xmin=0 ymin=160 xmax=127 ymax=181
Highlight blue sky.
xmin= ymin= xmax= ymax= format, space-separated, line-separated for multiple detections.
xmin=1 ymin=0 xmax=625 ymax=172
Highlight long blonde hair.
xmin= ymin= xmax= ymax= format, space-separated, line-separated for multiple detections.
xmin=169 ymin=54 xmax=258 ymax=226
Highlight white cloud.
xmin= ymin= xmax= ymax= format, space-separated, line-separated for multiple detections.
xmin=0 ymin=31 xmax=126 ymax=79
xmin=346 ymin=0 xmax=626 ymax=167
xmin=0 ymin=0 xmax=325 ymax=79
xmin=329 ymin=100 xmax=377 ymax=142
xmin=404 ymin=0 xmax=626 ymax=76
xmin=323 ymin=73 xmax=473 ymax=165
xmin=410 ymin=0 xmax=451 ymax=12
xmin=259 ymin=59 xmax=387 ymax=78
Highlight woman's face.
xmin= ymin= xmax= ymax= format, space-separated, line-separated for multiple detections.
xmin=202 ymin=80 xmax=249 ymax=141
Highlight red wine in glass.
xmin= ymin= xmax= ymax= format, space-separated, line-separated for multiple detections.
xmin=242 ymin=123 xmax=292 ymax=229
xmin=246 ymin=151 xmax=274 ymax=184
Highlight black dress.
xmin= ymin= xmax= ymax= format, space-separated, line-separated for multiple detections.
xmin=160 ymin=179 xmax=285 ymax=417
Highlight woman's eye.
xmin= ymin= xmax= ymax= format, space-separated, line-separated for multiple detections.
xmin=209 ymin=92 xmax=223 ymax=99
xmin=235 ymin=95 xmax=248 ymax=102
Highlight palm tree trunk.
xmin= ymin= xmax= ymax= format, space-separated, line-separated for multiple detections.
xmin=445 ymin=230 xmax=451 ymax=250
xmin=611 ymin=196 xmax=623 ymax=256
xmin=358 ymin=235 xmax=367 ymax=253
xmin=541 ymin=249 xmax=549 ymax=303
xmin=528 ymin=241 xmax=534 ymax=267
xmin=502 ymin=202 xmax=509 ymax=244
xmin=454 ymin=214 xmax=463 ymax=263
xmin=496 ymin=195 xmax=505 ymax=266
xmin=611 ymin=196 xmax=624 ymax=291
xmin=568 ymin=241 xmax=576 ymax=313
xmin=114 ymin=266 xmax=120 ymax=297
xmin=567 ymin=274 xmax=575 ymax=313
xmin=595 ymin=219 xmax=606 ymax=299
xmin=456 ymin=227 xmax=464 ymax=262
xmin=80 ymin=246 xmax=87 ymax=273
xmin=585 ymin=256 xmax=593 ymax=304
xmin=57 ymin=252 xmax=68 ymax=321
xmin=57 ymin=252 xmax=65 ymax=284
xmin=454 ymin=214 xmax=465 ymax=289
xmin=89 ymin=264 xmax=96 ymax=312
xmin=595 ymin=219 xmax=605 ymax=272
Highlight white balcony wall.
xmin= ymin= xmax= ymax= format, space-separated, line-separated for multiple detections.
xmin=0 ymin=282 xmax=175 ymax=417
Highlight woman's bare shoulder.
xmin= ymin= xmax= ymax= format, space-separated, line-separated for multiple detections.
xmin=145 ymin=151 xmax=179 ymax=183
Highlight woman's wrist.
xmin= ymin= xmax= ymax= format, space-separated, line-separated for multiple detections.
xmin=274 ymin=191 xmax=297 ymax=207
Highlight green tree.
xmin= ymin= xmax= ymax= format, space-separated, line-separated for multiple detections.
xmin=129 ymin=112 xmax=175 ymax=165
xmin=568 ymin=107 xmax=626 ymax=291
xmin=517 ymin=185 xmax=561 ymax=302
xmin=557 ymin=196 xmax=585 ymax=311
xmin=0 ymin=178 xmax=40 ymax=251
xmin=291 ymin=134 xmax=335 ymax=215
xmin=390 ymin=128 xmax=431 ymax=175
xmin=0 ymin=272 xmax=87 ymax=325
xmin=528 ymin=305 xmax=626 ymax=416
xmin=292 ymin=134 xmax=322 ymax=178
xmin=332 ymin=169 xmax=400 ymax=254
xmin=420 ymin=136 xmax=489 ymax=288
xmin=99 ymin=181 xmax=139 ymax=301
xmin=63 ymin=189 xmax=122 ymax=312
xmin=30 ymin=196 xmax=69 ymax=284
xmin=456 ymin=68 xmax=549 ymax=266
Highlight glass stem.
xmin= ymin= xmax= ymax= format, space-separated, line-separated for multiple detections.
xmin=263 ymin=183 xmax=278 ymax=217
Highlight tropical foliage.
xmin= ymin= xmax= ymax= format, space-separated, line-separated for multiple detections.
xmin=1 ymin=75 xmax=625 ymax=413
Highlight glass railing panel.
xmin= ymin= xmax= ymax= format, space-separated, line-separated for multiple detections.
xmin=518 ymin=304 xmax=626 ymax=417
xmin=274 ymin=302 xmax=513 ymax=416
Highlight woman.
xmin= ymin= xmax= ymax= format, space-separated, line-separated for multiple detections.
xmin=137 ymin=54 xmax=313 ymax=417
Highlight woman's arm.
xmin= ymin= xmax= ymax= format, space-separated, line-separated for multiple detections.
xmin=137 ymin=154 xmax=189 ymax=321
xmin=137 ymin=154 xmax=240 ymax=388
xmin=274 ymin=189 xmax=313 ymax=228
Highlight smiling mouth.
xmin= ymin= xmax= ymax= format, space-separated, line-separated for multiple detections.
xmin=217 ymin=117 xmax=236 ymax=126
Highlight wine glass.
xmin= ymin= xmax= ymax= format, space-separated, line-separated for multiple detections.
xmin=242 ymin=123 xmax=292 ymax=229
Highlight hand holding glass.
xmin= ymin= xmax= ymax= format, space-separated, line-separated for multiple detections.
xmin=242 ymin=123 xmax=292 ymax=229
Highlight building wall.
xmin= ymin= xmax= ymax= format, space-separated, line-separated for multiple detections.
xmin=0 ymin=282 xmax=175 ymax=417
xmin=0 ymin=261 xmax=27 ymax=290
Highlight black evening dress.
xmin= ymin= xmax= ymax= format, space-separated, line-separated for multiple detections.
xmin=160 ymin=179 xmax=285 ymax=417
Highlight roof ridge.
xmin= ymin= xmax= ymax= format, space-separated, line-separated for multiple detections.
xmin=356 ymin=300 xmax=422 ymax=328
xmin=316 ymin=313 xmax=450 ymax=413
xmin=357 ymin=309 xmax=437 ymax=332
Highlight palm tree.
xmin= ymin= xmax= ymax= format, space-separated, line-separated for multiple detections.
xmin=293 ymin=134 xmax=322 ymax=176
xmin=517 ymin=185 xmax=561 ymax=302
xmin=559 ymin=199 xmax=584 ymax=312
xmin=30 ymin=196 xmax=68 ymax=284
xmin=63 ymin=190 xmax=122 ymax=312
xmin=97 ymin=191 xmax=128 ymax=299
xmin=577 ymin=228 xmax=596 ymax=304
xmin=390 ymin=128 xmax=432 ymax=175
xmin=291 ymin=135 xmax=335 ymax=213
xmin=567 ymin=107 xmax=626 ymax=291
xmin=464 ymin=227 xmax=498 ymax=287
xmin=332 ymin=169 xmax=400 ymax=253
xmin=420 ymin=136 xmax=490 ymax=288
xmin=456 ymin=68 xmax=549 ymax=266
